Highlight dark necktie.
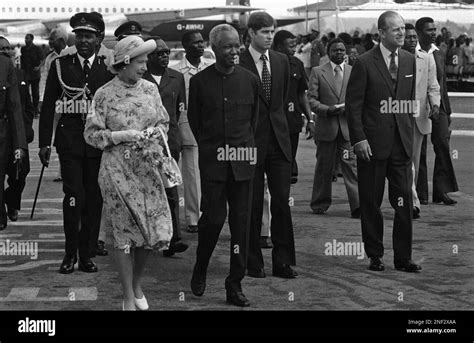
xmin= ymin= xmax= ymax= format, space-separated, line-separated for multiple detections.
xmin=83 ymin=59 xmax=90 ymax=79
xmin=389 ymin=51 xmax=397 ymax=84
xmin=260 ymin=54 xmax=271 ymax=101
xmin=334 ymin=64 xmax=343 ymax=95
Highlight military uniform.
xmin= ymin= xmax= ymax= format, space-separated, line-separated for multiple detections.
xmin=0 ymin=53 xmax=27 ymax=229
xmin=4 ymin=69 xmax=34 ymax=219
xmin=39 ymin=13 xmax=113 ymax=272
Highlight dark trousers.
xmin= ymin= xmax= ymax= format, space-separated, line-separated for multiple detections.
xmin=59 ymin=153 xmax=102 ymax=260
xmin=248 ymin=134 xmax=296 ymax=271
xmin=416 ymin=135 xmax=429 ymax=201
xmin=290 ymin=132 xmax=299 ymax=178
xmin=29 ymin=78 xmax=40 ymax=114
xmin=5 ymin=150 xmax=30 ymax=211
xmin=431 ymin=111 xmax=458 ymax=198
xmin=0 ymin=122 xmax=12 ymax=225
xmin=166 ymin=149 xmax=181 ymax=241
xmin=194 ymin=173 xmax=253 ymax=292
xmin=357 ymin=128 xmax=413 ymax=264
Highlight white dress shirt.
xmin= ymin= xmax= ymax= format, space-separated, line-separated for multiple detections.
xmin=379 ymin=42 xmax=398 ymax=71
xmin=77 ymin=53 xmax=96 ymax=70
xmin=248 ymin=44 xmax=271 ymax=80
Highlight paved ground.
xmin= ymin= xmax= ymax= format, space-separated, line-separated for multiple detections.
xmin=0 ymin=97 xmax=473 ymax=313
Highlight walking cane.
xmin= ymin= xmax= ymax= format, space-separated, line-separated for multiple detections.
xmin=30 ymin=165 xmax=45 ymax=219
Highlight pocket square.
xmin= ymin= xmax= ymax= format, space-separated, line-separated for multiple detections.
xmin=405 ymin=74 xmax=413 ymax=78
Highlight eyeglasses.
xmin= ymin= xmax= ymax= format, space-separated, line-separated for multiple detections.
xmin=152 ymin=49 xmax=170 ymax=57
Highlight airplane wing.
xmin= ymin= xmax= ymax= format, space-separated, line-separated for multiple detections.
xmin=125 ymin=5 xmax=262 ymax=31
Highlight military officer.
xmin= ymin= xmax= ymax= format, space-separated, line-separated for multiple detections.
xmin=114 ymin=21 xmax=143 ymax=41
xmin=38 ymin=13 xmax=113 ymax=274
xmin=0 ymin=46 xmax=27 ymax=230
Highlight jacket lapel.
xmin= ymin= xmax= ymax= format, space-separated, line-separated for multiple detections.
xmin=68 ymin=53 xmax=86 ymax=85
xmin=373 ymin=46 xmax=395 ymax=98
xmin=340 ymin=63 xmax=351 ymax=102
xmin=395 ymin=52 xmax=411 ymax=99
xmin=159 ymin=69 xmax=172 ymax=92
xmin=321 ymin=62 xmax=339 ymax=99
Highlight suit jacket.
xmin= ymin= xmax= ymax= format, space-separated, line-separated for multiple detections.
xmin=143 ymin=68 xmax=186 ymax=154
xmin=39 ymin=53 xmax=113 ymax=157
xmin=286 ymin=55 xmax=308 ymax=134
xmin=414 ymin=49 xmax=440 ymax=135
xmin=14 ymin=69 xmax=35 ymax=144
xmin=433 ymin=49 xmax=452 ymax=115
xmin=188 ymin=64 xmax=259 ymax=182
xmin=346 ymin=45 xmax=416 ymax=160
xmin=239 ymin=49 xmax=292 ymax=164
xmin=0 ymin=54 xmax=27 ymax=153
xmin=308 ymin=62 xmax=352 ymax=142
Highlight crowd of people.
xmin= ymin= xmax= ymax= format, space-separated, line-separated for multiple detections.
xmin=0 ymin=8 xmax=465 ymax=309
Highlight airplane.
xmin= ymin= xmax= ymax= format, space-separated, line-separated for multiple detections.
xmin=0 ymin=0 xmax=309 ymax=46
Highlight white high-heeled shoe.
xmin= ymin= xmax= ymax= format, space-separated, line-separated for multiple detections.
xmin=122 ymin=301 xmax=136 ymax=311
xmin=134 ymin=295 xmax=149 ymax=311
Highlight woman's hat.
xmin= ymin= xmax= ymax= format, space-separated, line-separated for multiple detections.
xmin=112 ymin=35 xmax=156 ymax=68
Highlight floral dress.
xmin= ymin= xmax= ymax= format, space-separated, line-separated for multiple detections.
xmin=84 ymin=76 xmax=172 ymax=250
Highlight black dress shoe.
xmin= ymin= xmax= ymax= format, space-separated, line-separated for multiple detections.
xmin=190 ymin=265 xmax=206 ymax=296
xmin=312 ymin=209 xmax=326 ymax=215
xmin=433 ymin=193 xmax=457 ymax=205
xmin=247 ymin=268 xmax=266 ymax=278
xmin=7 ymin=208 xmax=18 ymax=222
xmin=290 ymin=176 xmax=298 ymax=184
xmin=78 ymin=258 xmax=98 ymax=273
xmin=351 ymin=208 xmax=361 ymax=219
xmin=59 ymin=255 xmax=77 ymax=274
xmin=413 ymin=207 xmax=420 ymax=219
xmin=259 ymin=236 xmax=273 ymax=249
xmin=226 ymin=291 xmax=250 ymax=307
xmin=0 ymin=222 xmax=6 ymax=231
xmin=272 ymin=265 xmax=298 ymax=279
xmin=394 ymin=261 xmax=422 ymax=273
xmin=369 ymin=257 xmax=385 ymax=271
xmin=163 ymin=240 xmax=189 ymax=257
xmin=96 ymin=240 xmax=108 ymax=256
xmin=419 ymin=199 xmax=429 ymax=205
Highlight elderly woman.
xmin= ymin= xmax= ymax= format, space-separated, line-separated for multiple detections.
xmin=84 ymin=36 xmax=173 ymax=311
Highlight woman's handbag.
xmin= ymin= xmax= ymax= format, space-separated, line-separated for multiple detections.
xmin=157 ymin=127 xmax=182 ymax=188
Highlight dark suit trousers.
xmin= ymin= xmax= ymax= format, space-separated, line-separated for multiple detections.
xmin=357 ymin=128 xmax=413 ymax=264
xmin=248 ymin=134 xmax=296 ymax=270
xmin=195 ymin=173 xmax=253 ymax=292
xmin=5 ymin=150 xmax=30 ymax=211
xmin=0 ymin=122 xmax=12 ymax=225
xmin=290 ymin=133 xmax=299 ymax=178
xmin=29 ymin=78 xmax=40 ymax=114
xmin=59 ymin=153 xmax=102 ymax=259
xmin=416 ymin=135 xmax=429 ymax=201
xmin=166 ymin=149 xmax=181 ymax=241
xmin=431 ymin=111 xmax=458 ymax=197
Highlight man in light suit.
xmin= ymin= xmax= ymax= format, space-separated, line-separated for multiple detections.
xmin=346 ymin=11 xmax=422 ymax=273
xmin=403 ymin=23 xmax=440 ymax=218
xmin=239 ymin=12 xmax=297 ymax=279
xmin=308 ymin=38 xmax=359 ymax=218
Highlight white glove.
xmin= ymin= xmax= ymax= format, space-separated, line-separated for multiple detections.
xmin=111 ymin=130 xmax=144 ymax=145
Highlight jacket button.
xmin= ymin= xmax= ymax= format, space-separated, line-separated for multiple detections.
xmin=224 ymin=97 xmax=227 ymax=101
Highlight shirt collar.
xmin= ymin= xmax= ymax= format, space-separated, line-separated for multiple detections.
xmin=249 ymin=44 xmax=270 ymax=64
xmin=380 ymin=42 xmax=398 ymax=59
xmin=330 ymin=60 xmax=345 ymax=73
xmin=416 ymin=42 xmax=439 ymax=54
xmin=77 ymin=53 xmax=96 ymax=68
xmin=182 ymin=55 xmax=211 ymax=72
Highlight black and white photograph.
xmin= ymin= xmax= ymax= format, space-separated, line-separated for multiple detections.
xmin=0 ymin=0 xmax=473 ymax=338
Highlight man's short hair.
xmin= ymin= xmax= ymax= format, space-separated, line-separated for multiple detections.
xmin=273 ymin=30 xmax=295 ymax=49
xmin=415 ymin=17 xmax=434 ymax=32
xmin=327 ymin=38 xmax=345 ymax=54
xmin=247 ymin=12 xmax=276 ymax=32
xmin=49 ymin=27 xmax=69 ymax=42
xmin=378 ymin=11 xmax=401 ymax=31
xmin=405 ymin=23 xmax=415 ymax=31
xmin=209 ymin=24 xmax=238 ymax=48
xmin=25 ymin=33 xmax=34 ymax=40
xmin=181 ymin=30 xmax=202 ymax=47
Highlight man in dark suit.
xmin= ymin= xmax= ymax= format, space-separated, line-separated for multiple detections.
xmin=415 ymin=17 xmax=458 ymax=206
xmin=239 ymin=12 xmax=297 ymax=279
xmin=188 ymin=24 xmax=259 ymax=307
xmin=21 ymin=33 xmax=44 ymax=117
xmin=0 ymin=37 xmax=35 ymax=223
xmin=0 ymin=46 xmax=27 ymax=230
xmin=346 ymin=11 xmax=422 ymax=273
xmin=145 ymin=38 xmax=188 ymax=257
xmin=308 ymin=38 xmax=359 ymax=218
xmin=38 ymin=13 xmax=113 ymax=274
